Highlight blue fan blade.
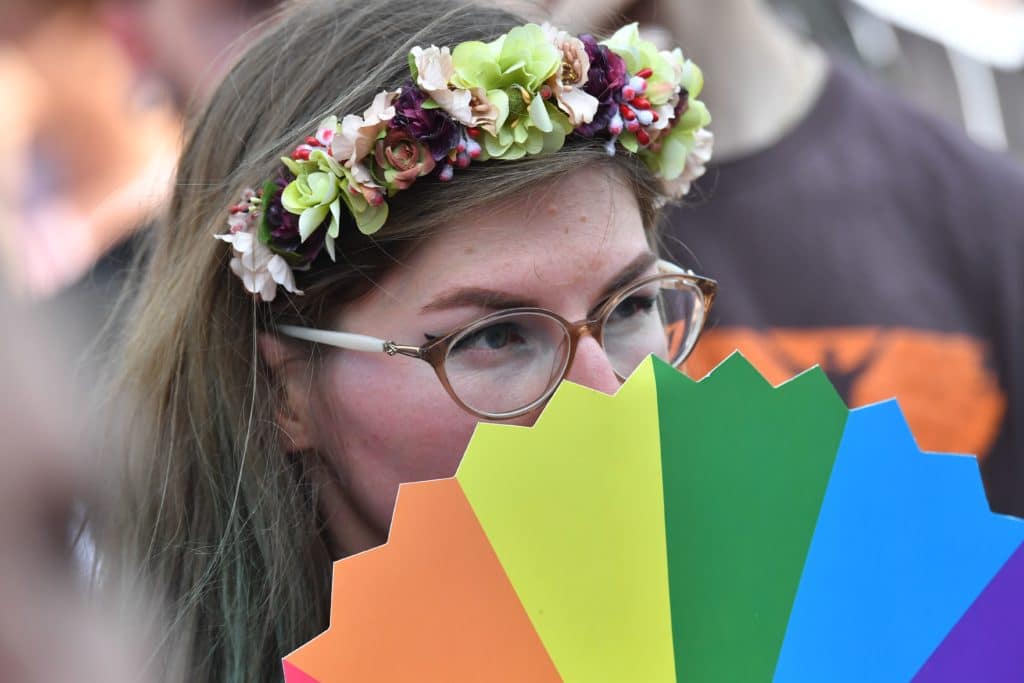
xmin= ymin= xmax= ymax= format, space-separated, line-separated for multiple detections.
xmin=773 ymin=400 xmax=1024 ymax=682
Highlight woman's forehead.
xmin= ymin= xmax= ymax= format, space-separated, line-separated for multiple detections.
xmin=407 ymin=168 xmax=647 ymax=287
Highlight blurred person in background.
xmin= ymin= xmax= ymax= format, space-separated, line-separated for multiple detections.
xmin=0 ymin=287 xmax=161 ymax=683
xmin=0 ymin=0 xmax=179 ymax=298
xmin=40 ymin=0 xmax=280 ymax=383
xmin=541 ymin=0 xmax=1024 ymax=515
xmin=102 ymin=0 xmax=282 ymax=111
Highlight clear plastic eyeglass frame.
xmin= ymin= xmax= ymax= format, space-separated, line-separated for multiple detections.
xmin=277 ymin=260 xmax=717 ymax=420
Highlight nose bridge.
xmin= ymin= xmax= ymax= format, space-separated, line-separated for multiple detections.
xmin=564 ymin=319 xmax=619 ymax=395
xmin=569 ymin=318 xmax=601 ymax=345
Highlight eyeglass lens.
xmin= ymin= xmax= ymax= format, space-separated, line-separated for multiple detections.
xmin=442 ymin=276 xmax=705 ymax=417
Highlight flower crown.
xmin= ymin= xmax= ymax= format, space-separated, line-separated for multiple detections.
xmin=217 ymin=22 xmax=713 ymax=302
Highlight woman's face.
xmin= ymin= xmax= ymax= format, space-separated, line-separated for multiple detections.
xmin=300 ymin=166 xmax=657 ymax=556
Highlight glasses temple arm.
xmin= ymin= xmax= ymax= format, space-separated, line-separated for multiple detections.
xmin=657 ymin=259 xmax=695 ymax=276
xmin=277 ymin=324 xmax=390 ymax=353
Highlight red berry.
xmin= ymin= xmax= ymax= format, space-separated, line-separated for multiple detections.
xmin=631 ymin=97 xmax=651 ymax=110
xmin=292 ymin=147 xmax=311 ymax=160
xmin=651 ymin=111 xmax=660 ymax=122
xmin=619 ymin=103 xmax=636 ymax=121
xmin=636 ymin=67 xmax=653 ymax=79
xmin=622 ymin=86 xmax=635 ymax=100
xmin=635 ymin=128 xmax=651 ymax=146
xmin=626 ymin=120 xmax=641 ymax=133
xmin=467 ymin=128 xmax=480 ymax=138
xmin=305 ymin=136 xmax=320 ymax=146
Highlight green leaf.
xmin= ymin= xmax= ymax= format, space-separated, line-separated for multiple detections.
xmin=513 ymin=122 xmax=529 ymax=145
xmin=540 ymin=109 xmax=570 ymax=154
xmin=498 ymin=144 xmax=527 ymax=161
xmin=257 ymin=180 xmax=277 ymax=244
xmin=299 ymin=204 xmax=329 ymax=241
xmin=677 ymin=100 xmax=711 ymax=130
xmin=281 ymin=156 xmax=314 ymax=177
xmin=682 ymin=61 xmax=704 ymax=99
xmin=483 ymin=131 xmax=511 ymax=158
xmin=324 ymin=233 xmax=336 ymax=261
xmin=488 ymin=88 xmax=510 ymax=130
xmin=311 ymin=149 xmax=344 ymax=176
xmin=328 ymin=198 xmax=341 ymax=240
xmin=656 ymin=129 xmax=689 ymax=181
xmin=281 ymin=178 xmax=306 ymax=214
xmin=619 ymin=132 xmax=639 ymax=153
xmin=452 ymin=39 xmax=503 ymax=89
xmin=524 ymin=127 xmax=545 ymax=155
xmin=501 ymin=24 xmax=560 ymax=90
xmin=407 ymin=51 xmax=418 ymax=81
xmin=528 ymin=93 xmax=553 ymax=133
xmin=602 ymin=23 xmax=643 ymax=73
xmin=354 ymin=202 xmax=389 ymax=235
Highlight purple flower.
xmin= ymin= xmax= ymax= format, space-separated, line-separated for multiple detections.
xmin=576 ymin=35 xmax=628 ymax=138
xmin=391 ymin=81 xmax=462 ymax=161
xmin=266 ymin=171 xmax=300 ymax=240
xmin=264 ymin=169 xmax=326 ymax=266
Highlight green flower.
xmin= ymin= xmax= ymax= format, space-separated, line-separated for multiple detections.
xmin=280 ymin=149 xmax=386 ymax=257
xmin=451 ymin=24 xmax=570 ymax=159
xmin=640 ymin=100 xmax=712 ymax=182
xmin=280 ymin=167 xmax=341 ymax=243
xmin=338 ymin=165 xmax=388 ymax=237
xmin=667 ymin=47 xmax=705 ymax=101
xmin=602 ymin=23 xmax=677 ymax=106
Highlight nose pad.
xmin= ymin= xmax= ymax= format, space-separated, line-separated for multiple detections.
xmin=565 ymin=334 xmax=621 ymax=395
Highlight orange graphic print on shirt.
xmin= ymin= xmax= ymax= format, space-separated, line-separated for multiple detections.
xmin=679 ymin=327 xmax=1006 ymax=459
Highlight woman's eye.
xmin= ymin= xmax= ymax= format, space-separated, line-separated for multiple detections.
xmin=608 ymin=295 xmax=657 ymax=323
xmin=451 ymin=322 xmax=526 ymax=353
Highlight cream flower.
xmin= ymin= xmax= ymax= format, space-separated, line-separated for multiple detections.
xmin=216 ymin=226 xmax=302 ymax=302
xmin=465 ymin=86 xmax=500 ymax=135
xmin=348 ymin=162 xmax=385 ymax=205
xmin=663 ymin=128 xmax=714 ymax=199
xmin=330 ymin=90 xmax=399 ymax=167
xmin=542 ymin=23 xmax=599 ymax=126
xmin=411 ymin=45 xmax=498 ymax=133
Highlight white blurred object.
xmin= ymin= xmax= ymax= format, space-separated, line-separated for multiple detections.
xmin=947 ymin=48 xmax=1010 ymax=150
xmin=850 ymin=0 xmax=1024 ymax=70
xmin=842 ymin=2 xmax=903 ymax=69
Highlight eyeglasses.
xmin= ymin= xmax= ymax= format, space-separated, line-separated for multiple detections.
xmin=278 ymin=260 xmax=716 ymax=420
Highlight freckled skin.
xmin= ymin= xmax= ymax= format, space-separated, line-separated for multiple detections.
xmin=300 ymin=166 xmax=656 ymax=557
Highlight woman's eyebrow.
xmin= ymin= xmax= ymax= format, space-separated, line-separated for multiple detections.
xmin=599 ymin=251 xmax=659 ymax=299
xmin=421 ymin=251 xmax=658 ymax=313
xmin=421 ymin=288 xmax=540 ymax=312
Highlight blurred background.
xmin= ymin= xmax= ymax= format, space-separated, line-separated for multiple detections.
xmin=2 ymin=0 xmax=1021 ymax=298
xmin=0 ymin=0 xmax=1018 ymax=298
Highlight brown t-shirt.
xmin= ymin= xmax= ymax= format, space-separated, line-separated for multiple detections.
xmin=667 ymin=61 xmax=1024 ymax=516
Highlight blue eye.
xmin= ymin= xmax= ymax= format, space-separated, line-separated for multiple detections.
xmin=607 ymin=294 xmax=657 ymax=324
xmin=451 ymin=322 xmax=526 ymax=354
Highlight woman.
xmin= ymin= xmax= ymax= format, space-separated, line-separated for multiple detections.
xmin=106 ymin=0 xmax=715 ymax=679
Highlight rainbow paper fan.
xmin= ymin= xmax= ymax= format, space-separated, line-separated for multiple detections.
xmin=283 ymin=354 xmax=1024 ymax=682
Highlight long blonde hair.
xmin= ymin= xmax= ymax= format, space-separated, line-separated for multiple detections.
xmin=107 ymin=0 xmax=666 ymax=680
